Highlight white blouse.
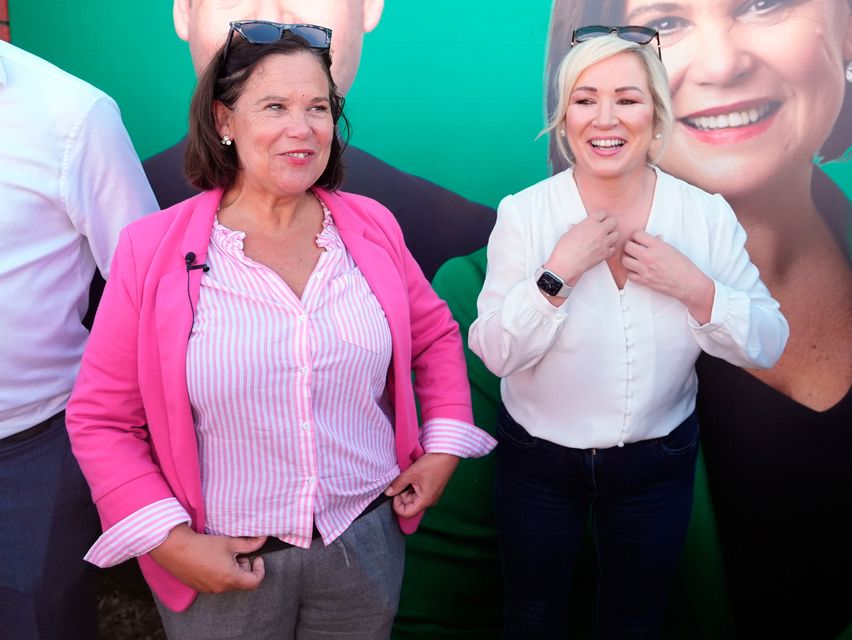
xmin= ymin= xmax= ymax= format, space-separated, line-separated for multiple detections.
xmin=469 ymin=168 xmax=789 ymax=449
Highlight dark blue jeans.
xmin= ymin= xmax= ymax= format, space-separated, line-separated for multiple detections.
xmin=495 ymin=405 xmax=699 ymax=640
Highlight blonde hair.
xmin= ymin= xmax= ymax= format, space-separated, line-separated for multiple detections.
xmin=542 ymin=34 xmax=673 ymax=167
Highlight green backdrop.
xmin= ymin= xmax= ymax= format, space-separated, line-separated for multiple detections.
xmin=7 ymin=0 xmax=553 ymax=210
xmin=9 ymin=1 xmax=849 ymax=204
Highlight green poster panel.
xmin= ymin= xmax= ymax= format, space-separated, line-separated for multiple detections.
xmin=7 ymin=1 xmax=551 ymax=209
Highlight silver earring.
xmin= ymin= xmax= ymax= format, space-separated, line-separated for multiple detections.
xmin=653 ymin=133 xmax=662 ymax=140
xmin=846 ymin=62 xmax=852 ymax=83
xmin=221 ymin=135 xmax=233 ymax=146
xmin=559 ymin=128 xmax=566 ymax=138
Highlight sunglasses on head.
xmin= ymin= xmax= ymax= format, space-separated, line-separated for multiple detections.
xmin=571 ymin=25 xmax=661 ymax=60
xmin=222 ymin=20 xmax=332 ymax=64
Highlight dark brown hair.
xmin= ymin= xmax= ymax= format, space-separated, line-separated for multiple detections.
xmin=185 ymin=33 xmax=349 ymax=191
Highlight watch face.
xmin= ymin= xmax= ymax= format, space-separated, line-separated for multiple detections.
xmin=537 ymin=271 xmax=563 ymax=297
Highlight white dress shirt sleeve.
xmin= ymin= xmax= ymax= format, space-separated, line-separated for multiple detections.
xmin=469 ymin=195 xmax=570 ymax=377
xmin=687 ymin=194 xmax=789 ymax=368
xmin=84 ymin=498 xmax=191 ymax=568
xmin=62 ymin=96 xmax=157 ymax=278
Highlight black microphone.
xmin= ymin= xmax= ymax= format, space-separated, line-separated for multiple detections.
xmin=185 ymin=252 xmax=210 ymax=273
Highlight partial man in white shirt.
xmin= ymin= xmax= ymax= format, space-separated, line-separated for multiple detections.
xmin=0 ymin=40 xmax=157 ymax=639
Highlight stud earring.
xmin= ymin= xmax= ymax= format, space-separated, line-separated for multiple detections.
xmin=221 ymin=135 xmax=233 ymax=146
xmin=653 ymin=133 xmax=662 ymax=140
xmin=846 ymin=61 xmax=852 ymax=84
xmin=559 ymin=128 xmax=566 ymax=138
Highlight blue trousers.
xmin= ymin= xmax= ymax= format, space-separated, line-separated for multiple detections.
xmin=495 ymin=405 xmax=699 ymax=640
xmin=0 ymin=412 xmax=100 ymax=640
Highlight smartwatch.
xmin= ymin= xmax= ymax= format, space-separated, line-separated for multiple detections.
xmin=534 ymin=267 xmax=573 ymax=298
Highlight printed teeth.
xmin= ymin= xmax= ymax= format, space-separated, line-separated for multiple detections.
xmin=285 ymin=152 xmax=311 ymax=158
xmin=590 ymin=139 xmax=624 ymax=148
xmin=683 ymin=103 xmax=774 ymax=131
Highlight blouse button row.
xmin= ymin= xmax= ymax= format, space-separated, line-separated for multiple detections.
xmin=621 ymin=290 xmax=634 ymax=443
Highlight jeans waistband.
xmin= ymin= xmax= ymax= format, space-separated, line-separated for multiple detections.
xmin=1 ymin=410 xmax=65 ymax=444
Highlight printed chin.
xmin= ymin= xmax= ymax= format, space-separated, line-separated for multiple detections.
xmin=657 ymin=148 xmax=776 ymax=200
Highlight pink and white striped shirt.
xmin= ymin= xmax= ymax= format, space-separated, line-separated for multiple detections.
xmin=85 ymin=203 xmax=495 ymax=567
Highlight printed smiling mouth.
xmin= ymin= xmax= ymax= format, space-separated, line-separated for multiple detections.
xmin=589 ymin=138 xmax=625 ymax=149
xmin=681 ymin=102 xmax=781 ymax=131
xmin=284 ymin=151 xmax=312 ymax=158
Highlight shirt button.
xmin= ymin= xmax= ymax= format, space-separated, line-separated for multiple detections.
xmin=315 ymin=272 xmax=324 ymax=279
xmin=621 ymin=305 xmax=630 ymax=312
xmin=626 ymin=340 xmax=634 ymax=347
xmin=628 ymin=375 xmax=635 ymax=381
xmin=307 ymin=476 xmax=316 ymax=484
xmin=619 ymin=290 xmax=626 ymax=297
xmin=624 ymin=322 xmax=631 ymax=329
xmin=627 ymin=391 xmax=634 ymax=398
xmin=301 ymin=422 xmax=310 ymax=431
xmin=617 ymin=442 xmax=624 ymax=448
xmin=300 ymin=366 xmax=309 ymax=375
xmin=627 ymin=357 xmax=635 ymax=364
xmin=624 ymin=409 xmax=632 ymax=415
xmin=299 ymin=315 xmax=307 ymax=323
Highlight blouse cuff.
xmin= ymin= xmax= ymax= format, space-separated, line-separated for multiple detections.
xmin=526 ymin=277 xmax=570 ymax=320
xmin=420 ymin=418 xmax=497 ymax=458
xmin=689 ymin=279 xmax=728 ymax=331
xmin=84 ymin=498 xmax=191 ymax=568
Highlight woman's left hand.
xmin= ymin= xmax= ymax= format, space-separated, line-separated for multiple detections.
xmin=623 ymin=230 xmax=715 ymax=324
xmin=384 ymin=453 xmax=460 ymax=518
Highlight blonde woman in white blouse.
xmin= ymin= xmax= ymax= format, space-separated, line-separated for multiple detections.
xmin=469 ymin=30 xmax=788 ymax=639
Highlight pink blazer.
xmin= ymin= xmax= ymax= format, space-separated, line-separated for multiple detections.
xmin=66 ymin=188 xmax=474 ymax=611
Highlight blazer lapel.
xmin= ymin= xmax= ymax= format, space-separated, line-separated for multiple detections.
xmin=154 ymin=189 xmax=221 ymax=514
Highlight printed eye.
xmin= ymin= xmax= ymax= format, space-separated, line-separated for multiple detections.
xmin=643 ymin=15 xmax=689 ymax=36
xmin=737 ymin=0 xmax=795 ymax=25
xmin=741 ymin=0 xmax=786 ymax=15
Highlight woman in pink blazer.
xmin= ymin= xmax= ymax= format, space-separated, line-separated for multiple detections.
xmin=66 ymin=23 xmax=493 ymax=639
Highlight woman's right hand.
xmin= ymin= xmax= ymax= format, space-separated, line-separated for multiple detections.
xmin=148 ymin=524 xmax=267 ymax=593
xmin=544 ymin=212 xmax=618 ymax=285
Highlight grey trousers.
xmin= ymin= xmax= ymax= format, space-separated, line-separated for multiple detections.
xmin=155 ymin=501 xmax=404 ymax=640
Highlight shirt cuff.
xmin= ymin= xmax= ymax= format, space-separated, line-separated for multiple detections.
xmin=420 ymin=418 xmax=497 ymax=458
xmin=688 ymin=279 xmax=727 ymax=332
xmin=84 ymin=498 xmax=191 ymax=568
